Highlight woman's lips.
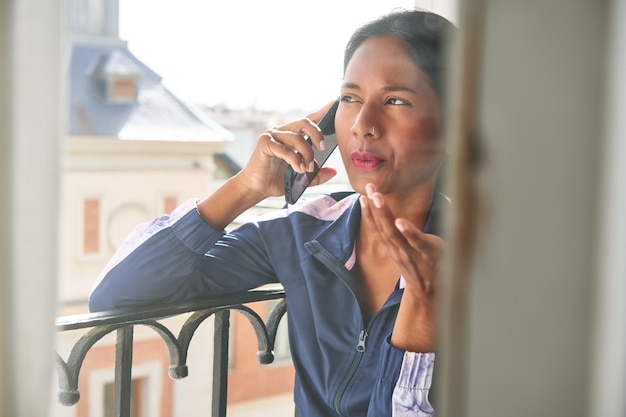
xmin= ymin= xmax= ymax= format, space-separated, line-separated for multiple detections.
xmin=350 ymin=151 xmax=385 ymax=170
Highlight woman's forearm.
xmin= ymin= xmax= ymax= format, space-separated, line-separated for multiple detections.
xmin=391 ymin=287 xmax=437 ymax=353
xmin=196 ymin=173 xmax=267 ymax=230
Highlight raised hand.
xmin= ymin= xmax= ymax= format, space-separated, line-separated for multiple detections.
xmin=237 ymin=101 xmax=338 ymax=199
xmin=196 ymin=102 xmax=337 ymax=229
xmin=361 ymin=183 xmax=444 ymax=352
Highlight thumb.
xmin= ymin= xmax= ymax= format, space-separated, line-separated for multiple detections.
xmin=311 ymin=167 xmax=337 ymax=186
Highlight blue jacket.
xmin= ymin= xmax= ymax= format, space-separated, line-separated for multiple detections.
xmin=90 ymin=192 xmax=442 ymax=416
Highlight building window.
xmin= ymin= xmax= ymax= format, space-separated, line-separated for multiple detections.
xmin=83 ymin=347 xmax=169 ymax=417
xmin=109 ymin=77 xmax=137 ymax=102
xmin=94 ymin=50 xmax=141 ymax=103
xmin=103 ymin=378 xmax=145 ymax=417
xmin=83 ymin=198 xmax=100 ymax=254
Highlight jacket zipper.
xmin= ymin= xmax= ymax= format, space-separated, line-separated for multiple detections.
xmin=306 ymin=243 xmax=369 ymax=416
xmin=356 ymin=329 xmax=368 ymax=352
xmin=306 ymin=241 xmax=402 ymax=416
xmin=331 ymin=296 xmax=403 ymax=415
xmin=333 ymin=329 xmax=368 ymax=414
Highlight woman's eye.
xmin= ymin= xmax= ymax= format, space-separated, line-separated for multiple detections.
xmin=386 ymin=97 xmax=409 ymax=105
xmin=340 ymin=94 xmax=357 ymax=103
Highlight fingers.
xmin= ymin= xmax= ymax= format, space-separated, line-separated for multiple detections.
xmin=360 ymin=193 xmax=421 ymax=283
xmin=363 ymin=184 xmax=405 ymax=245
xmin=362 ymin=183 xmax=444 ymax=292
xmin=255 ymin=100 xmax=336 ymax=177
xmin=304 ymin=99 xmax=337 ymax=152
xmin=395 ymin=218 xmax=444 ymax=259
xmin=364 ymin=184 xmax=441 ymax=255
xmin=261 ymin=130 xmax=313 ymax=174
xmin=262 ymin=111 xmax=328 ymax=174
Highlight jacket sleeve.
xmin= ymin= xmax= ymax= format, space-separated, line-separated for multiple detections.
xmin=368 ymin=336 xmax=436 ymax=417
xmin=89 ymin=199 xmax=278 ymax=312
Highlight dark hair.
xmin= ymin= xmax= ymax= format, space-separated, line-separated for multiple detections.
xmin=343 ymin=9 xmax=456 ymax=102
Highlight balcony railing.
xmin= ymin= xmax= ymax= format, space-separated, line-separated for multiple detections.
xmin=55 ymin=287 xmax=287 ymax=417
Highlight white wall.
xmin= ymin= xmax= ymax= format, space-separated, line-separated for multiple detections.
xmin=588 ymin=0 xmax=626 ymax=414
xmin=0 ymin=0 xmax=13 ymax=412
xmin=0 ymin=0 xmax=63 ymax=416
xmin=58 ymin=137 xmax=222 ymax=304
xmin=438 ymin=1 xmax=626 ymax=416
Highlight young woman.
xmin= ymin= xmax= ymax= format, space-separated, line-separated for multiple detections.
xmin=90 ymin=9 xmax=455 ymax=417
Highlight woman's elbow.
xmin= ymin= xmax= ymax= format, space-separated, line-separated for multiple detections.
xmin=88 ymin=285 xmax=118 ymax=312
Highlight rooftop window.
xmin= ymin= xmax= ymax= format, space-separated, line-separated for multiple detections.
xmin=93 ymin=49 xmax=140 ymax=103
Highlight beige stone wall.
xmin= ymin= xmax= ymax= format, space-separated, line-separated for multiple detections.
xmin=58 ymin=137 xmax=225 ymax=305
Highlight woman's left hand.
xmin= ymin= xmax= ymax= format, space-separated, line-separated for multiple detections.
xmin=361 ymin=183 xmax=444 ymax=352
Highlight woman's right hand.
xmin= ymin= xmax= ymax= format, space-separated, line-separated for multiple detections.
xmin=196 ymin=102 xmax=338 ymax=229
xmin=236 ymin=101 xmax=338 ymax=199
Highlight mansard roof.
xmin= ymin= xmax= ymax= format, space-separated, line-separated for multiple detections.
xmin=68 ymin=43 xmax=233 ymax=143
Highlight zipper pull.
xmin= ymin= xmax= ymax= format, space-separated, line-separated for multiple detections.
xmin=356 ymin=330 xmax=368 ymax=352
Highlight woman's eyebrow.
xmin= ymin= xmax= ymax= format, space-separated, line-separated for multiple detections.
xmin=341 ymin=82 xmax=360 ymax=90
xmin=384 ymin=85 xmax=419 ymax=94
xmin=340 ymin=82 xmax=418 ymax=95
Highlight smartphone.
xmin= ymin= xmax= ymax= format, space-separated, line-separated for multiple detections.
xmin=284 ymin=100 xmax=339 ymax=204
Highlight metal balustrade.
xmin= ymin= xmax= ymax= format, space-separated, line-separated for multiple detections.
xmin=54 ymin=287 xmax=287 ymax=417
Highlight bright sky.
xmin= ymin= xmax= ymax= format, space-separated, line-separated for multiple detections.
xmin=118 ymin=0 xmax=453 ymax=112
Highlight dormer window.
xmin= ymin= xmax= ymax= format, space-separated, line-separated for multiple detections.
xmin=93 ymin=50 xmax=141 ymax=103
xmin=107 ymin=75 xmax=138 ymax=103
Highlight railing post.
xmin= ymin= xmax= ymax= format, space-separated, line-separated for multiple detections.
xmin=115 ymin=326 xmax=134 ymax=417
xmin=212 ymin=310 xmax=230 ymax=417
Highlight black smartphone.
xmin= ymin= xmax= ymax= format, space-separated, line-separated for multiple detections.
xmin=284 ymin=100 xmax=339 ymax=204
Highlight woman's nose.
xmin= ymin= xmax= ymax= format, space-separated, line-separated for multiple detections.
xmin=351 ymin=105 xmax=382 ymax=140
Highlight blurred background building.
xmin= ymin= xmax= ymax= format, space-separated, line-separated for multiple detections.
xmin=54 ymin=1 xmax=307 ymax=415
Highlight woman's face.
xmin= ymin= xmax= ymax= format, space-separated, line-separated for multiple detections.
xmin=336 ymin=36 xmax=443 ymax=196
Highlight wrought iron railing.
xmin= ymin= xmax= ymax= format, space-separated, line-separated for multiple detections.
xmin=54 ymin=287 xmax=287 ymax=417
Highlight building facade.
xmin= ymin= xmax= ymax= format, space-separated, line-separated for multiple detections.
xmin=54 ymin=1 xmax=296 ymax=416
